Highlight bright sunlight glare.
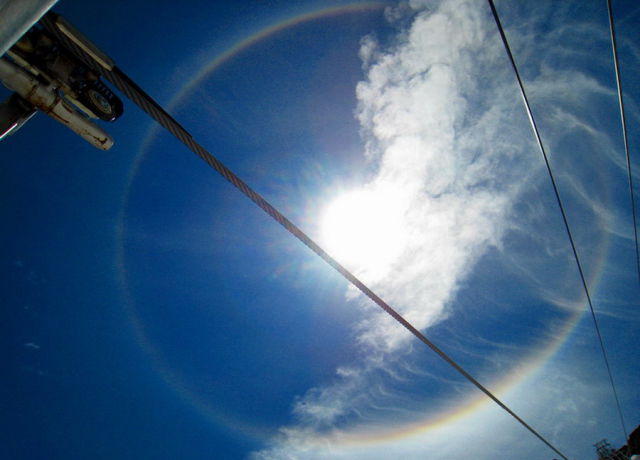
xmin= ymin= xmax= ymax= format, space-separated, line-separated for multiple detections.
xmin=320 ymin=187 xmax=408 ymax=278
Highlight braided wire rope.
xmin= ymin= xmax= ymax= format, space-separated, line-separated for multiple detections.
xmin=40 ymin=12 xmax=571 ymax=460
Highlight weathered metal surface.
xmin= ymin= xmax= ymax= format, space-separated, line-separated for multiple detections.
xmin=0 ymin=0 xmax=58 ymax=57
xmin=53 ymin=14 xmax=114 ymax=71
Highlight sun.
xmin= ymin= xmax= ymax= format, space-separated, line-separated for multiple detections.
xmin=320 ymin=187 xmax=407 ymax=278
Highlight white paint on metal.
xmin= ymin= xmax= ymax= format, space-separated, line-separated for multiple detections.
xmin=0 ymin=57 xmax=114 ymax=150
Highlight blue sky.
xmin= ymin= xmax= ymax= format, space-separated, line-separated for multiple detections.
xmin=2 ymin=1 xmax=639 ymax=459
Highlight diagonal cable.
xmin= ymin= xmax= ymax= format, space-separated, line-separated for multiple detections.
xmin=606 ymin=0 xmax=640 ymax=284
xmin=487 ymin=0 xmax=628 ymax=443
xmin=41 ymin=12 xmax=573 ymax=460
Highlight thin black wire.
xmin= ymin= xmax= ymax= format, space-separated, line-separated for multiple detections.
xmin=606 ymin=2 xmax=635 ymax=452
xmin=607 ymin=0 xmax=640 ymax=285
xmin=487 ymin=0 xmax=628 ymax=443
xmin=40 ymin=12 xmax=573 ymax=460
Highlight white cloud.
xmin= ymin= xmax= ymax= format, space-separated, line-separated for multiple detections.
xmin=338 ymin=0 xmax=537 ymax=354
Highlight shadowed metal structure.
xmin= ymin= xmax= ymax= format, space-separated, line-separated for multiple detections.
xmin=0 ymin=0 xmax=57 ymax=56
xmin=0 ymin=6 xmax=121 ymax=148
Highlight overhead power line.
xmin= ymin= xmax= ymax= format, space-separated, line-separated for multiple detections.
xmin=40 ymin=12 xmax=572 ymax=460
xmin=606 ymin=0 xmax=640 ymax=284
xmin=487 ymin=0 xmax=628 ymax=443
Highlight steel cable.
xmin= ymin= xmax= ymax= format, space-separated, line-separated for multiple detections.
xmin=41 ymin=12 xmax=572 ymax=460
